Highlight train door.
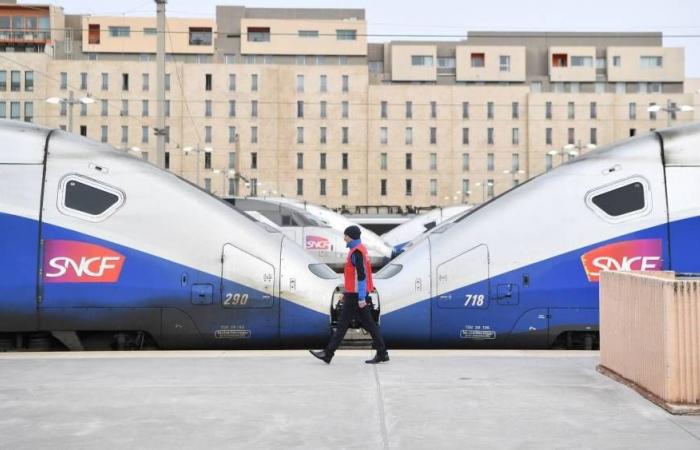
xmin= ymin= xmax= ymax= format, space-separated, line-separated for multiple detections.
xmin=431 ymin=244 xmax=492 ymax=346
xmin=219 ymin=244 xmax=279 ymax=346
xmin=665 ymin=165 xmax=700 ymax=272
xmin=0 ymin=163 xmax=44 ymax=331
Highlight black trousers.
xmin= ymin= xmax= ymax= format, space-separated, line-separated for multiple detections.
xmin=325 ymin=293 xmax=387 ymax=355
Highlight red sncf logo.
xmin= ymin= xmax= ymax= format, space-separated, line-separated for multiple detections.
xmin=43 ymin=240 xmax=126 ymax=283
xmin=305 ymin=235 xmax=331 ymax=250
xmin=580 ymin=239 xmax=663 ymax=283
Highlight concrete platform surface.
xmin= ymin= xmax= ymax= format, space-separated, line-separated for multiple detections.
xmin=0 ymin=350 xmax=699 ymax=449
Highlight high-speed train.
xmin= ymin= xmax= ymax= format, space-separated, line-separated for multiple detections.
xmin=0 ymin=120 xmax=340 ymax=351
xmin=373 ymin=123 xmax=700 ymax=349
xmin=382 ymin=205 xmax=473 ymax=251
xmin=256 ymin=197 xmax=395 ymax=266
xmin=225 ymin=197 xmax=349 ymax=270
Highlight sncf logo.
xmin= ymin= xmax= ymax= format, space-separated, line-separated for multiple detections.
xmin=43 ymin=240 xmax=125 ymax=283
xmin=305 ymin=235 xmax=331 ymax=250
xmin=580 ymin=239 xmax=663 ymax=283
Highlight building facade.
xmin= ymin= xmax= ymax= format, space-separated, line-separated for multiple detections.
xmin=0 ymin=1 xmax=697 ymax=208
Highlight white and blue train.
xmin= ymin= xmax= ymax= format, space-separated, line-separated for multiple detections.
xmin=373 ymin=122 xmax=700 ymax=349
xmin=0 ymin=120 xmax=340 ymax=350
xmin=2 ymin=120 xmax=699 ymax=350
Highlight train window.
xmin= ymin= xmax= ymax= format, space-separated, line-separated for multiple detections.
xmin=374 ymin=264 xmax=403 ymax=279
xmin=308 ymin=264 xmax=339 ymax=280
xmin=586 ymin=178 xmax=651 ymax=222
xmin=58 ymin=175 xmax=124 ymax=221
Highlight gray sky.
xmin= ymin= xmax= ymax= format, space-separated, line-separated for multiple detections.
xmin=36 ymin=0 xmax=700 ymax=77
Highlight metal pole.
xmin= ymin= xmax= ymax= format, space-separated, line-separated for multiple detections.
xmin=195 ymin=145 xmax=200 ymax=187
xmin=666 ymin=99 xmax=672 ymax=128
xmin=67 ymin=90 xmax=74 ymax=134
xmin=222 ymin=172 xmax=226 ymax=197
xmin=234 ymin=134 xmax=241 ymax=196
xmin=155 ymin=0 xmax=167 ymax=169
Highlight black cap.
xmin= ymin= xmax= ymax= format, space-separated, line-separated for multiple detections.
xmin=344 ymin=225 xmax=361 ymax=240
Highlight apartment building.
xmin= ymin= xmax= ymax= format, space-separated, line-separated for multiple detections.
xmin=0 ymin=1 xmax=697 ymax=208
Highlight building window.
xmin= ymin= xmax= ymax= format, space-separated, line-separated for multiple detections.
xmin=10 ymin=102 xmax=20 ymax=120
xmin=109 ymin=26 xmax=130 ymax=37
xmin=487 ymin=179 xmax=494 ymax=198
xmin=60 ymin=102 xmax=67 ymax=117
xmin=590 ymin=102 xmax=597 ymax=119
xmin=164 ymin=126 xmax=169 ymax=143
xmin=471 ymin=53 xmax=485 ymax=67
xmin=205 ymin=73 xmax=212 ymax=91
xmin=438 ymin=57 xmax=455 ymax=69
xmin=405 ymin=153 xmax=412 ymax=170
xmin=87 ymin=23 xmax=100 ymax=44
xmin=229 ymin=100 xmax=236 ymax=117
xmin=405 ymin=179 xmax=413 ymax=196
xmin=296 ymin=74 xmax=304 ymax=93
xmin=0 ymin=101 xmax=5 ymax=118
xmin=499 ymin=55 xmax=510 ymax=72
xmin=141 ymin=73 xmax=149 ymax=91
xmin=462 ymin=179 xmax=470 ymax=197
xmin=342 ymin=153 xmax=349 ymax=170
xmin=228 ymin=74 xmax=236 ymax=91
xmin=342 ymin=127 xmax=349 ymax=144
xmin=512 ymin=102 xmax=519 ymax=119
xmin=546 ymin=154 xmax=553 ymax=171
xmin=405 ymin=127 xmax=413 ymax=145
xmin=120 ymin=100 xmax=128 ymax=116
xmin=487 ymin=153 xmax=494 ymax=171
xmin=531 ymin=81 xmax=542 ymax=93
xmin=297 ymin=100 xmax=304 ymax=118
xmin=640 ymin=56 xmax=662 ymax=68
xmin=205 ymin=100 xmax=212 ymax=117
xmin=552 ymin=53 xmax=568 ymax=67
xmin=247 ymin=27 xmax=270 ymax=42
xmin=297 ymin=152 xmax=304 ymax=170
xmin=512 ymin=128 xmax=519 ymax=145
xmin=229 ymin=126 xmax=237 ymax=143
xmin=595 ymin=82 xmax=606 ymax=94
xmin=411 ymin=55 xmax=434 ymax=66
xmin=380 ymin=127 xmax=388 ymax=145
xmin=100 ymin=72 xmax=108 ymax=90
xmin=590 ymin=128 xmax=598 ymax=145
xmin=571 ymin=56 xmax=593 ymax=67
xmin=189 ymin=27 xmax=212 ymax=45
xmin=406 ymin=101 xmax=413 ymax=119
xmin=0 ymin=71 xmax=6 ymax=91
xmin=511 ymin=153 xmax=520 ymax=172
xmin=380 ymin=179 xmax=387 ymax=196
xmin=487 ymin=102 xmax=494 ymax=119
xmin=381 ymin=101 xmax=388 ymax=119
xmin=568 ymin=128 xmax=575 ymax=145
xmin=336 ymin=29 xmax=357 ymax=40
xmin=60 ymin=72 xmax=67 ymax=90
xmin=165 ymin=73 xmax=170 ymax=91
xmin=649 ymin=102 xmax=657 ymax=121
xmin=320 ymin=127 xmax=327 ymax=144
xmin=320 ymin=101 xmax=327 ymax=119
xmin=430 ymin=179 xmax=438 ymax=197
xmin=487 ymin=128 xmax=494 ymax=145
xmin=81 ymin=103 xmax=87 ymax=117
xmin=205 ymin=126 xmax=212 ymax=144
xmin=121 ymin=126 xmax=128 ymax=143
xmin=251 ymin=74 xmax=258 ymax=92
xmin=251 ymin=100 xmax=258 ymax=118
xmin=101 ymin=100 xmax=108 ymax=117
xmin=320 ymin=74 xmax=327 ymax=93
xmin=23 ymin=102 xmax=33 ymax=123
xmin=380 ymin=152 xmax=387 ymax=170
xmin=319 ymin=179 xmax=327 ymax=196
xmin=100 ymin=125 xmax=108 ymax=143
xmin=462 ymin=102 xmax=469 ymax=119
xmin=430 ymin=153 xmax=437 ymax=171
xmin=546 ymin=128 xmax=553 ymax=145
xmin=122 ymin=73 xmax=129 ymax=91
xmin=430 ymin=101 xmax=437 ymax=119
xmin=251 ymin=126 xmax=258 ymax=144
xmin=546 ymin=101 xmax=552 ymax=120
xmin=297 ymin=127 xmax=304 ymax=144
xmin=613 ymin=56 xmax=621 ymax=67
xmin=342 ymin=101 xmax=349 ymax=118
xmin=629 ymin=102 xmax=637 ymax=120
xmin=141 ymin=100 xmax=149 ymax=117
xmin=296 ymin=179 xmax=304 ymax=196
xmin=320 ymin=152 xmax=327 ymax=170
xmin=250 ymin=179 xmax=258 ymax=196
xmin=164 ymin=100 xmax=170 ymax=117
xmin=141 ymin=125 xmax=149 ymax=143
xmin=341 ymin=179 xmax=349 ymax=196
xmin=341 ymin=75 xmax=349 ymax=93
xmin=568 ymin=102 xmax=575 ymax=120
xmin=251 ymin=152 xmax=258 ymax=169
xmin=430 ymin=127 xmax=437 ymax=145
xmin=462 ymin=153 xmax=470 ymax=171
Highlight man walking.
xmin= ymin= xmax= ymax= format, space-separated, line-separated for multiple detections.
xmin=310 ymin=225 xmax=389 ymax=364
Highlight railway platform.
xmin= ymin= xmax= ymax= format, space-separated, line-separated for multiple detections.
xmin=1 ymin=350 xmax=699 ymax=449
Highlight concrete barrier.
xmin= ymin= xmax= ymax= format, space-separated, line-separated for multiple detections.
xmin=598 ymin=271 xmax=700 ymax=414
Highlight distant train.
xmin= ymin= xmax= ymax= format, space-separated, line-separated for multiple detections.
xmin=373 ymin=123 xmax=700 ymax=349
xmin=0 ymin=120 xmax=340 ymax=351
xmin=382 ymin=205 xmax=472 ymax=251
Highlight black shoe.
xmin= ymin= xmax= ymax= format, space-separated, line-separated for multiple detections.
xmin=365 ymin=352 xmax=389 ymax=364
xmin=309 ymin=350 xmax=333 ymax=364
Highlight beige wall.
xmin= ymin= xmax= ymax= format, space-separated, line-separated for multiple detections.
xmin=607 ymin=47 xmax=684 ymax=82
xmin=455 ymin=46 xmax=526 ymax=82
xmin=548 ymin=46 xmax=596 ymax=82
xmin=390 ymin=45 xmax=437 ymax=82
xmin=240 ymin=18 xmax=367 ymax=56
xmin=81 ymin=16 xmax=216 ymax=54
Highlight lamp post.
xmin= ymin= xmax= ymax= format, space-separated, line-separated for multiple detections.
xmin=46 ymin=91 xmax=95 ymax=134
xmin=182 ymin=145 xmax=212 ymax=187
xmin=502 ymin=169 xmax=526 ymax=187
xmin=474 ymin=180 xmax=494 ymax=203
xmin=548 ymin=140 xmax=596 ymax=166
xmin=647 ymin=99 xmax=694 ymax=128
